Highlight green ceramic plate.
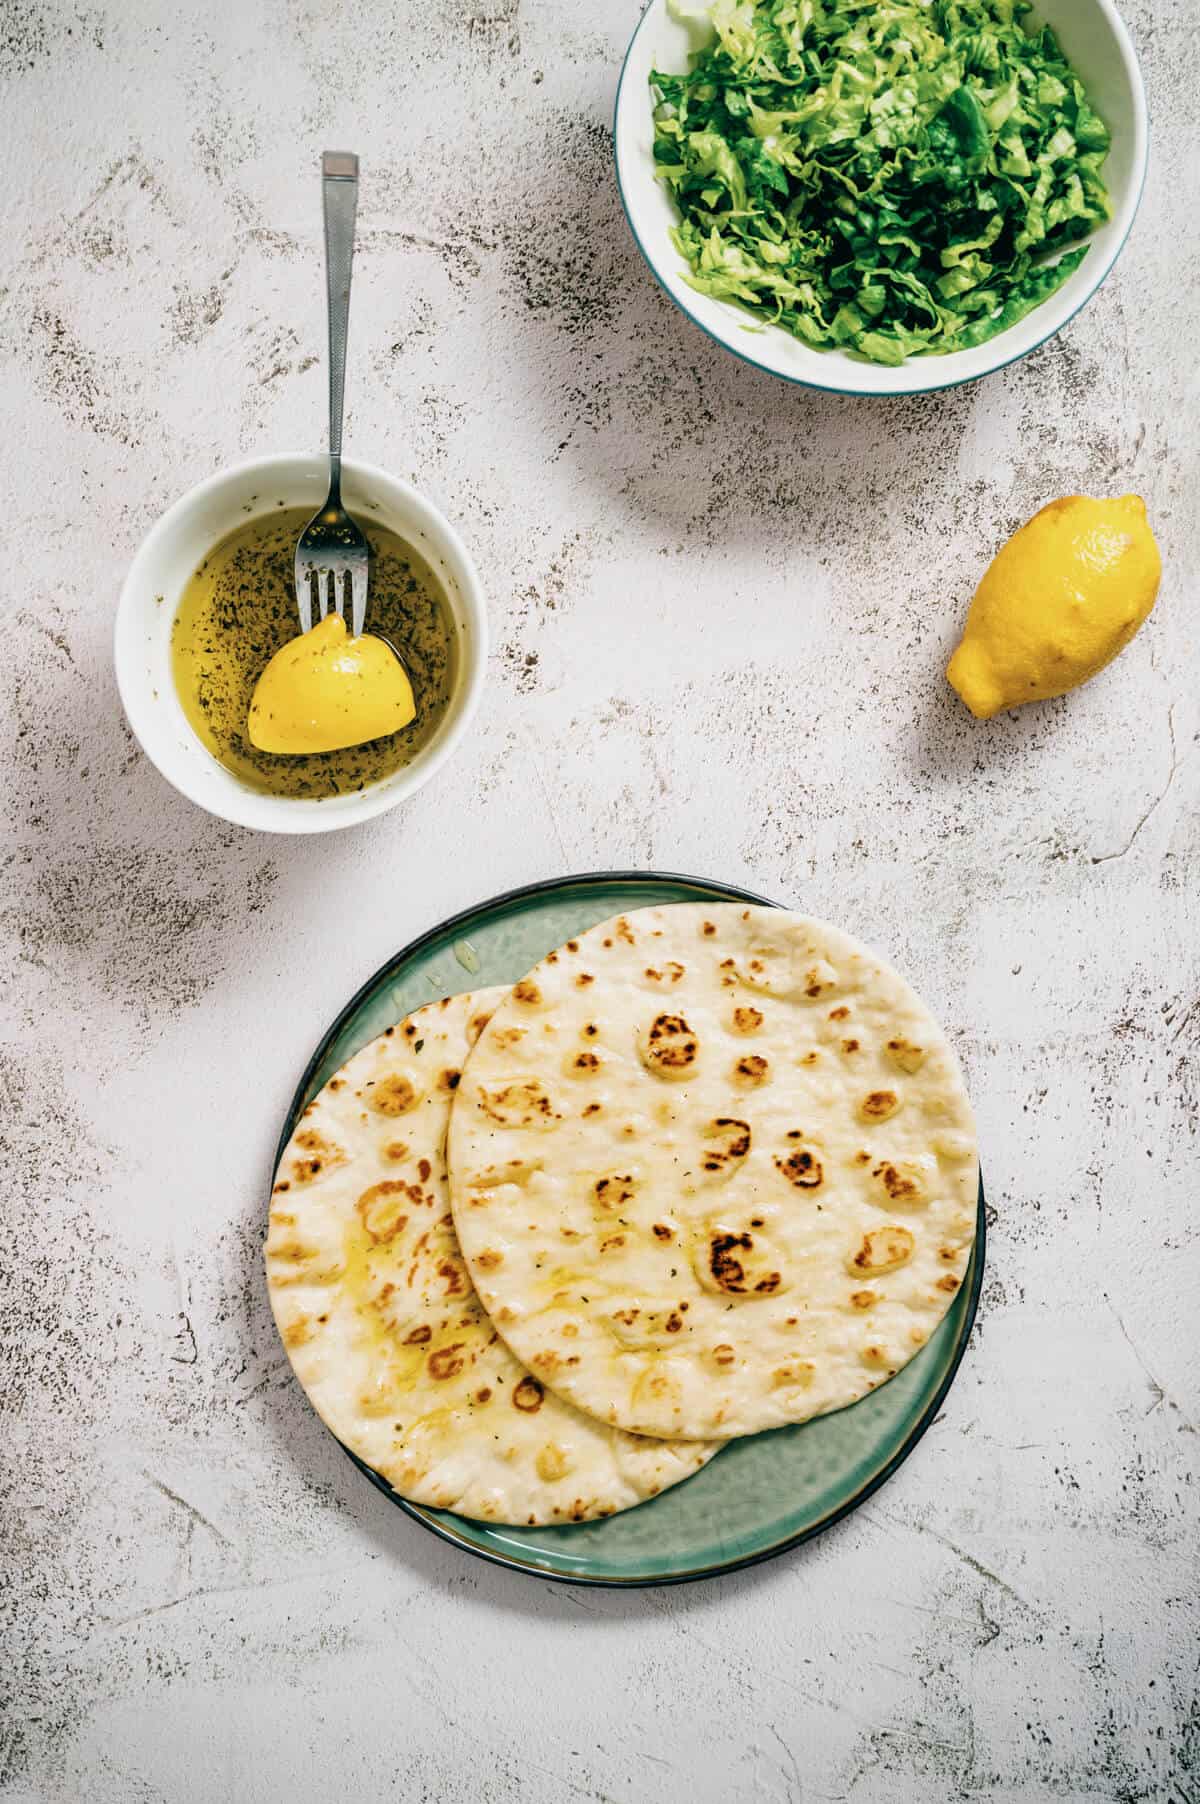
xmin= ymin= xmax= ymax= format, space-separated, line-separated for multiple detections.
xmin=277 ymin=870 xmax=985 ymax=1587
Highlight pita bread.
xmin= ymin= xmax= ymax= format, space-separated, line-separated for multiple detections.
xmin=265 ymin=989 xmax=719 ymax=1523
xmin=448 ymin=907 xmax=978 ymax=1439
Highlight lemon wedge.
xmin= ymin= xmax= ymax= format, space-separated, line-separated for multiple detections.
xmin=247 ymin=614 xmax=415 ymax=755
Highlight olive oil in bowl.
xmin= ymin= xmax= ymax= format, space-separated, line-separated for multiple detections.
xmin=171 ymin=508 xmax=456 ymax=799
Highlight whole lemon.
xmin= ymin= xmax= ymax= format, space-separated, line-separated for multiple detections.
xmin=947 ymin=494 xmax=1161 ymax=720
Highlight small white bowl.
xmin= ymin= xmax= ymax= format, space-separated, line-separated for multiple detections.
xmin=115 ymin=454 xmax=487 ymax=834
xmin=615 ymin=0 xmax=1147 ymax=396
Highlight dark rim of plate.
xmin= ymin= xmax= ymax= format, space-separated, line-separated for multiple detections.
xmin=275 ymin=868 xmax=987 ymax=1588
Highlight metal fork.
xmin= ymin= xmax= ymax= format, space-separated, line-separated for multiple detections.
xmin=295 ymin=151 xmax=369 ymax=638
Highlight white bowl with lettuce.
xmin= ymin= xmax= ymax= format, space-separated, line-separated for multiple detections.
xmin=614 ymin=0 xmax=1147 ymax=395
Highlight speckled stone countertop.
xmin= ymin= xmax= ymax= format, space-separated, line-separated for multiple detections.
xmin=2 ymin=2 xmax=1196 ymax=1799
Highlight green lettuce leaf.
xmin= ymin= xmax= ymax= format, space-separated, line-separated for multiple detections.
xmin=649 ymin=0 xmax=1112 ymax=364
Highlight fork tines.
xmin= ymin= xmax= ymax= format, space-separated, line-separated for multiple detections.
xmin=295 ymin=557 xmax=368 ymax=637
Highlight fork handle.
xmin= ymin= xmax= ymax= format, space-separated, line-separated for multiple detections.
xmin=321 ymin=150 xmax=359 ymax=496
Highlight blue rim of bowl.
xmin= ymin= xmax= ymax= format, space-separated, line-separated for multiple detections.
xmin=612 ymin=0 xmax=1149 ymax=399
xmin=274 ymin=868 xmax=987 ymax=1588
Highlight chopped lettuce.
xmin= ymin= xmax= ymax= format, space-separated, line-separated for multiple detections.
xmin=650 ymin=0 xmax=1112 ymax=363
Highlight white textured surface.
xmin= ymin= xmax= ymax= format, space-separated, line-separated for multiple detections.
xmin=2 ymin=1 xmax=1196 ymax=1799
